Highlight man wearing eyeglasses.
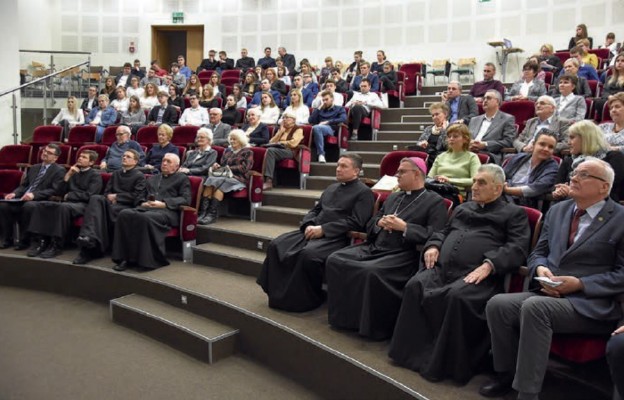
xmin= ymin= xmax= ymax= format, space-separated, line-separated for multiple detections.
xmin=482 ymin=158 xmax=624 ymax=400
xmin=0 ymin=143 xmax=65 ymax=250
xmin=178 ymin=95 xmax=209 ymax=127
xmin=100 ymin=125 xmax=145 ymax=171
xmin=441 ymin=81 xmax=478 ymax=124
xmin=468 ymin=62 xmax=505 ymax=102
xmin=330 ymin=68 xmax=349 ymax=94
xmin=206 ymin=108 xmax=231 ymax=147
xmin=513 ymin=95 xmax=572 ymax=155
xmin=326 ymin=157 xmax=447 ymax=340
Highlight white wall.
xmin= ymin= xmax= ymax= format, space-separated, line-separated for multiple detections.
xmin=0 ymin=0 xmax=22 ymax=145
xmin=16 ymin=0 xmax=624 ymax=85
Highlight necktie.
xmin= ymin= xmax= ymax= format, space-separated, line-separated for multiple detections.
xmin=568 ymin=208 xmax=586 ymax=247
xmin=28 ymin=165 xmax=48 ymax=192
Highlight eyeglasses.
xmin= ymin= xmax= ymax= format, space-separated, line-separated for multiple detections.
xmin=43 ymin=150 xmax=58 ymax=156
xmin=395 ymin=169 xmax=418 ymax=176
xmin=569 ymin=170 xmax=607 ymax=182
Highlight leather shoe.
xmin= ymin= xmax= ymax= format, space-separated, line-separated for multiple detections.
xmin=479 ymin=372 xmax=514 ymax=398
xmin=77 ymin=235 xmax=96 ymax=249
xmin=0 ymin=238 xmax=13 ymax=249
xmin=27 ymin=240 xmax=48 ymax=257
xmin=113 ymin=261 xmax=128 ymax=272
xmin=73 ymin=251 xmax=93 ymax=265
xmin=14 ymin=241 xmax=30 ymax=251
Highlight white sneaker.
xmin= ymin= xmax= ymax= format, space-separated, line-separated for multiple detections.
xmin=318 ymin=154 xmax=326 ymax=163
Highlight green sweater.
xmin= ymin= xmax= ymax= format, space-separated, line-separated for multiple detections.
xmin=428 ymin=151 xmax=481 ymax=189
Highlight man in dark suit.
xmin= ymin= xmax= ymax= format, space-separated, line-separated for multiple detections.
xmin=0 ymin=143 xmax=65 ymax=250
xmin=257 ymin=47 xmax=276 ymax=69
xmin=206 ymin=108 xmax=232 ymax=146
xmin=80 ymin=86 xmax=98 ymax=114
xmin=277 ymin=47 xmax=296 ymax=75
xmin=442 ymin=80 xmax=478 ymax=124
xmin=513 ymin=95 xmax=571 ymax=154
xmin=350 ymin=61 xmax=380 ymax=92
xmin=235 ymin=48 xmax=255 ymax=71
xmin=148 ymin=91 xmax=178 ymax=126
xmin=115 ymin=62 xmax=133 ymax=88
xmin=197 ymin=49 xmax=219 ymax=74
xmin=468 ymin=89 xmax=516 ymax=164
xmin=481 ymin=159 xmax=624 ymax=400
xmin=217 ymin=51 xmax=234 ymax=72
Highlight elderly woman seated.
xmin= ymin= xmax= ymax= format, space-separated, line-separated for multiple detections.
xmin=553 ymin=120 xmax=624 ymax=201
xmin=261 ymin=111 xmax=304 ymax=191
xmin=601 ymin=92 xmax=624 ymax=151
xmin=505 ymin=61 xmax=547 ymax=101
xmin=142 ymin=124 xmax=180 ymax=172
xmin=427 ymin=123 xmax=481 ymax=193
xmin=503 ymin=130 xmax=559 ymax=208
xmin=198 ymin=130 xmax=254 ymax=225
xmin=414 ymin=102 xmax=449 ymax=167
xmin=554 ymin=74 xmax=587 ymax=121
xmin=178 ymin=127 xmax=219 ymax=176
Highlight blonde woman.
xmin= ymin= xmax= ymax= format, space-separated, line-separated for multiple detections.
xmin=183 ymin=73 xmax=202 ymax=98
xmin=140 ymin=82 xmax=159 ymax=110
xmin=259 ymin=92 xmax=280 ymax=125
xmin=279 ymin=89 xmax=309 ymax=125
xmin=51 ymin=96 xmax=85 ymax=139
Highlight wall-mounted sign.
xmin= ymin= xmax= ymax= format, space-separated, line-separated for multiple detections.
xmin=172 ymin=12 xmax=184 ymax=23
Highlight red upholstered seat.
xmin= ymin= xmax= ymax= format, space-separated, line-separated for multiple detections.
xmin=172 ymin=125 xmax=199 ymax=147
xmin=0 ymin=145 xmax=33 ymax=170
xmin=101 ymin=125 xmax=119 ymax=146
xmin=386 ymin=70 xmax=405 ymax=107
xmin=228 ymin=146 xmax=266 ymax=221
xmin=221 ymin=70 xmax=240 ymax=80
xmin=398 ymin=63 xmax=424 ymax=96
xmin=500 ymin=100 xmax=535 ymax=133
xmin=0 ymin=169 xmax=24 ymax=197
xmin=586 ymin=80 xmax=599 ymax=97
xmin=198 ymin=70 xmax=214 ymax=85
xmin=136 ymin=126 xmax=159 ymax=149
xmin=275 ymin=125 xmax=312 ymax=189
xmin=74 ymin=144 xmax=109 ymax=165
xmin=379 ymin=150 xmax=428 ymax=177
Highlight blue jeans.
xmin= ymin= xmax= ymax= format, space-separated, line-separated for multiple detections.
xmin=312 ymin=124 xmax=335 ymax=156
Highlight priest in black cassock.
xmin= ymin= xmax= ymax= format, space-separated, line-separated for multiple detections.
xmin=257 ymin=153 xmax=375 ymax=312
xmin=73 ymin=149 xmax=146 ymax=265
xmin=388 ymin=164 xmax=530 ymax=385
xmin=27 ymin=150 xmax=102 ymax=259
xmin=326 ymin=157 xmax=448 ymax=340
xmin=111 ymin=152 xmax=191 ymax=271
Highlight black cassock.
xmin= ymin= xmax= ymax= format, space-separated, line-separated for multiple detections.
xmin=79 ymin=167 xmax=146 ymax=253
xmin=111 ymin=172 xmax=190 ymax=269
xmin=388 ymin=198 xmax=530 ymax=385
xmin=28 ymin=168 xmax=102 ymax=240
xmin=257 ymin=179 xmax=374 ymax=312
xmin=326 ymin=189 xmax=448 ymax=340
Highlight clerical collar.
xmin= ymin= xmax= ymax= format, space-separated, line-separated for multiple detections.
xmin=476 ymin=197 xmax=502 ymax=209
xmin=340 ymin=178 xmax=358 ymax=186
xmin=403 ymin=187 xmax=425 ymax=196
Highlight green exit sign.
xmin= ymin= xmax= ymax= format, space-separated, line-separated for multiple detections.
xmin=172 ymin=12 xmax=184 ymax=23
xmin=479 ymin=0 xmax=492 ymax=2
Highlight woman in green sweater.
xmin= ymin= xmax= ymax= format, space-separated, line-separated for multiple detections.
xmin=428 ymin=123 xmax=480 ymax=191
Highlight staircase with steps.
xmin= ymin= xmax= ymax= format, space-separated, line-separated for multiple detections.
xmin=190 ymin=84 xmax=465 ymax=276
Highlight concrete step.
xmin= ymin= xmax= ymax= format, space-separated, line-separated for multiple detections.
xmin=255 ymin=205 xmax=308 ymax=226
xmin=355 ymin=151 xmax=388 ymax=164
xmin=404 ymin=95 xmax=440 ymax=108
xmin=196 ymin=218 xmax=294 ymax=249
xmin=375 ymin=131 xmax=422 ymax=141
xmin=262 ymin=189 xmax=321 ymax=209
xmin=381 ymin=107 xmax=431 ymax=122
xmin=348 ymin=141 xmax=418 ymax=152
xmin=379 ymin=122 xmax=422 ymax=132
xmin=420 ymin=85 xmax=451 ymax=95
xmin=110 ymin=294 xmax=239 ymax=364
xmin=310 ymin=162 xmax=380 ymax=178
xmin=305 ymin=176 xmax=339 ymax=191
xmin=193 ymin=242 xmax=267 ymax=276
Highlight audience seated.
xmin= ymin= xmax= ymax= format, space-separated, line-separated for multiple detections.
xmin=557 ymin=47 xmax=599 ymax=82
xmin=370 ymin=50 xmax=387 ymax=74
xmin=241 ymin=108 xmax=270 ymax=146
xmin=148 ymin=91 xmax=178 ymax=126
xmin=120 ymin=95 xmax=146 ymax=135
xmin=344 ymin=78 xmax=384 ymax=140
xmin=142 ymin=124 xmax=180 ymax=173
xmin=537 ymin=43 xmax=563 ymax=75
xmin=594 ymin=53 xmax=624 ymax=121
xmin=81 ymin=86 xmax=98 ymax=114
xmin=140 ymin=83 xmax=159 ymax=110
xmin=140 ymin=68 xmax=162 ymax=87
xmin=249 ymin=79 xmax=282 ymax=108
xmin=217 ymin=51 xmax=234 ymax=72
xmin=428 ymin=123 xmax=481 ymax=192
xmin=222 ymin=95 xmax=243 ymax=127
xmin=505 ymin=61 xmax=547 ymax=101
xmin=100 ymin=125 xmax=145 ymax=171
xmin=179 ymin=127 xmax=218 ymax=177
xmin=469 ymin=62 xmax=506 ymax=101
xmin=277 ymin=47 xmax=296 ymax=76
xmin=442 ymin=81 xmax=478 ymax=124
xmin=514 ymin=95 xmax=571 ymax=154
xmin=167 ymin=84 xmax=185 ymax=114
xmin=326 ymin=157 xmax=447 ymax=340
xmin=183 ymin=74 xmax=202 ymax=98
xmin=576 ymin=38 xmax=599 ymax=69
xmin=110 ymin=86 xmax=129 ymax=113
xmin=235 ymin=48 xmax=255 ymax=70
xmin=319 ymin=57 xmax=334 ymax=85
xmin=257 ymin=153 xmax=374 ymax=311
xmin=265 ymin=68 xmax=287 ymax=97
xmin=568 ymin=23 xmax=593 ymax=50
xmin=350 ymin=61 xmax=380 ymax=93
xmin=242 ymin=72 xmax=257 ymax=97
xmin=178 ymin=95 xmax=209 ymax=127
xmin=199 ymin=84 xmax=220 ymax=109
xmin=206 ymin=108 xmax=232 ymax=146
xmin=170 ymin=62 xmax=187 ymax=92
xmin=330 ymin=67 xmax=350 ymax=94
xmin=481 ymin=159 xmax=620 ymax=400
xmin=51 ymin=96 xmax=85 ymax=140
xmin=198 ymin=130 xmax=254 ymax=225
xmin=554 ymin=74 xmax=587 ymax=121
xmin=389 ymin=164 xmax=530 ymax=385
xmin=601 ymin=92 xmax=624 ymax=151
xmin=115 ymin=62 xmax=133 ymax=87
xmin=284 ymin=75 xmax=313 ymax=107
xmin=26 ymin=150 xmax=102 ymax=259
xmin=257 ymin=47 xmax=277 ymax=69
xmin=130 ymin=59 xmax=145 ymax=80
xmin=231 ymin=84 xmax=247 ymax=109
xmin=126 ymin=76 xmax=144 ymax=99
xmin=467 ymin=89 xmax=516 ymax=164
xmin=378 ymin=61 xmax=398 ymax=93
xmin=100 ymin=77 xmax=116 ymax=99
xmin=197 ymin=49 xmax=219 ymax=73
xmin=311 ymin=79 xmax=343 ymax=109
xmin=415 ymin=102 xmax=450 ymax=165
xmin=85 ymin=94 xmax=118 ymax=143
xmin=607 ymin=323 xmax=624 ymax=400
xmin=261 ymin=112 xmax=304 ymax=191
xmin=111 ymin=153 xmax=190 ymax=271
xmin=504 ymin=130 xmax=559 ymax=208
xmin=345 ymin=50 xmax=363 ymax=84
xmin=177 ymin=55 xmax=192 ymax=80
xmin=308 ymin=90 xmax=348 ymax=163
xmin=258 ymin=92 xmax=280 ymax=125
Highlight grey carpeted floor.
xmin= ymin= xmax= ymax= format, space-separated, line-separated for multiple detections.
xmin=0 ymin=286 xmax=320 ymax=400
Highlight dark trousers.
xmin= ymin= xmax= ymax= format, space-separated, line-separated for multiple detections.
xmin=263 ymin=147 xmax=294 ymax=180
xmin=607 ymin=333 xmax=624 ymax=400
xmin=349 ymin=104 xmax=370 ymax=131
xmin=0 ymin=201 xmax=38 ymax=243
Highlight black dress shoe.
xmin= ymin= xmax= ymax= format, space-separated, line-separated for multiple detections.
xmin=14 ymin=241 xmax=30 ymax=251
xmin=113 ymin=261 xmax=128 ymax=272
xmin=40 ymin=241 xmax=62 ymax=259
xmin=479 ymin=372 xmax=514 ymax=398
xmin=72 ymin=251 xmax=93 ymax=265
xmin=0 ymin=238 xmax=13 ymax=249
xmin=77 ymin=235 xmax=96 ymax=249
xmin=26 ymin=240 xmax=48 ymax=257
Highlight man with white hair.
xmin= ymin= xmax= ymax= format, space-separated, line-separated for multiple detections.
xmin=206 ymin=108 xmax=232 ymax=146
xmin=111 ymin=152 xmax=191 ymax=271
xmin=513 ymin=95 xmax=572 ymax=154
xmin=481 ymin=159 xmax=624 ymax=400
xmin=467 ymin=89 xmax=516 ymax=164
xmin=389 ymin=164 xmax=530 ymax=384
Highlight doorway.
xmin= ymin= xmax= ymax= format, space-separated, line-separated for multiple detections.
xmin=151 ymin=25 xmax=204 ymax=73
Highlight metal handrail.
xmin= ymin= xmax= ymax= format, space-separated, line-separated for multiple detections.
xmin=0 ymin=60 xmax=91 ymax=98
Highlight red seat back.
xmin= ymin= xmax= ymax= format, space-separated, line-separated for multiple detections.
xmin=500 ymin=100 xmax=536 ymax=133
xmin=136 ymin=126 xmax=159 ymax=147
xmin=379 ymin=150 xmax=428 ymax=177
xmin=221 ymin=70 xmax=240 ymax=80
xmin=101 ymin=125 xmax=119 ymax=146
xmin=0 ymin=145 xmax=33 ymax=169
xmin=172 ymin=125 xmax=199 ymax=146
xmin=399 ymin=63 xmax=424 ymax=96
xmin=586 ymin=80 xmax=599 ymax=97
xmin=74 ymin=144 xmax=109 ymax=165
xmin=67 ymin=125 xmax=96 ymax=145
xmin=31 ymin=125 xmax=63 ymax=144
xmin=198 ymin=70 xmax=214 ymax=85
xmin=0 ymin=169 xmax=24 ymax=196
xmin=33 ymin=144 xmax=72 ymax=166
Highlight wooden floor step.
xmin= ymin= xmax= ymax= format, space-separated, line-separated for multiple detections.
xmin=255 ymin=205 xmax=308 ymax=226
xmin=193 ymin=242 xmax=266 ymax=276
xmin=110 ymin=294 xmax=239 ymax=364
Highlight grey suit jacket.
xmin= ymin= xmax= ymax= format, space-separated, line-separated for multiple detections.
xmin=468 ymin=111 xmax=516 ymax=163
xmin=528 ymin=198 xmax=624 ymax=321
xmin=446 ymin=95 xmax=478 ymax=124
xmin=513 ymin=115 xmax=572 ymax=153
xmin=208 ymin=122 xmax=232 ymax=146
xmin=505 ymin=79 xmax=547 ymax=101
xmin=555 ymin=95 xmax=587 ymax=121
